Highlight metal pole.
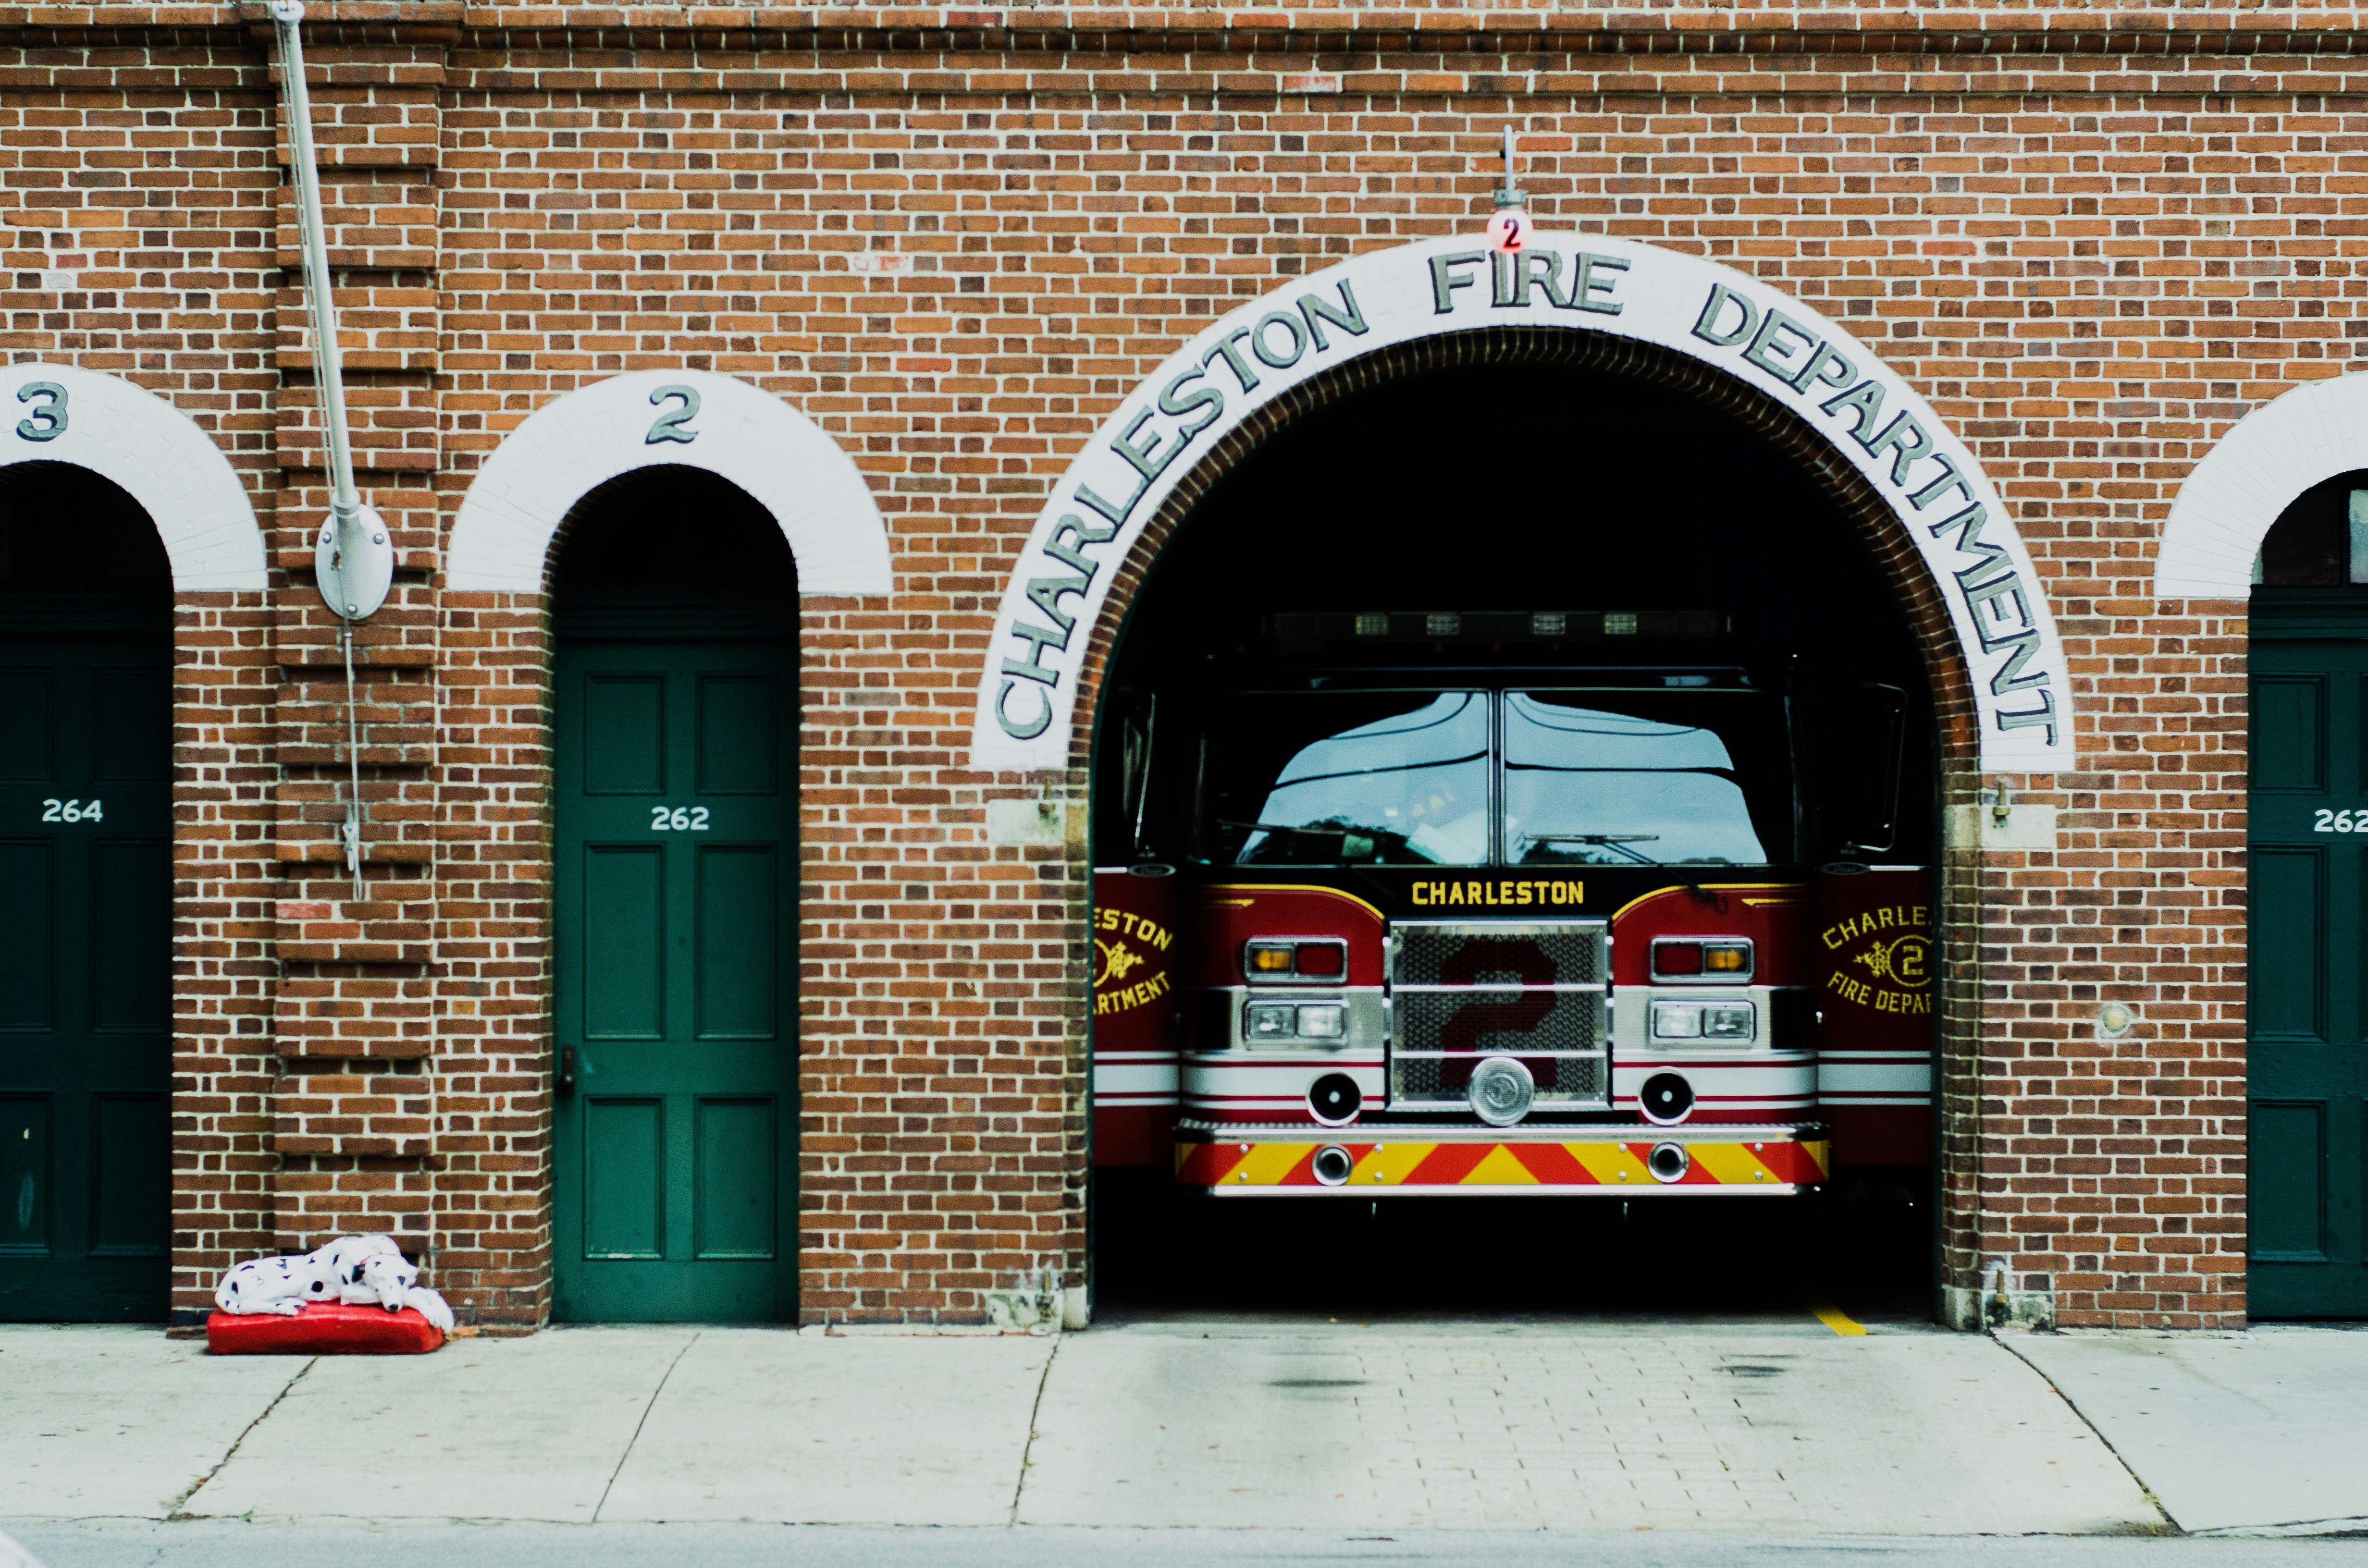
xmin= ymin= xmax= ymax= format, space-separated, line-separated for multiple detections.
xmin=272 ymin=0 xmax=385 ymax=886
xmin=269 ymin=0 xmax=363 ymax=548
xmin=1494 ymin=125 xmax=1524 ymax=210
xmin=341 ymin=619 xmax=367 ymax=900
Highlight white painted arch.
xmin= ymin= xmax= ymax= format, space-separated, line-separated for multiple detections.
xmin=2156 ymin=373 xmax=2368 ymax=600
xmin=445 ymin=369 xmax=891 ymax=596
xmin=2 ymin=360 xmax=267 ymax=592
xmin=969 ymin=233 xmax=2072 ymax=774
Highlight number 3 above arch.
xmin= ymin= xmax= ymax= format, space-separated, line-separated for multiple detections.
xmin=645 ymin=384 xmax=700 ymax=445
xmin=15 ymin=381 xmax=67 ymax=441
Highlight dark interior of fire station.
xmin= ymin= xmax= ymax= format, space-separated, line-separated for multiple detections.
xmin=1089 ymin=356 xmax=1943 ymax=1324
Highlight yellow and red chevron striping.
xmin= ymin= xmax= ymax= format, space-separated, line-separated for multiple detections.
xmin=1176 ymin=1137 xmax=1828 ymax=1190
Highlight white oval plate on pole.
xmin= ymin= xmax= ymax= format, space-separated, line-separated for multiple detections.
xmin=316 ymin=502 xmax=394 ymax=620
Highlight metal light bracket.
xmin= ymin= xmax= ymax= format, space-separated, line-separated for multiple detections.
xmin=272 ymin=0 xmax=394 ymax=624
xmin=315 ymin=504 xmax=393 ymax=622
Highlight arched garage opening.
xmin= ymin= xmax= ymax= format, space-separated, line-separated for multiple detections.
xmin=967 ymin=237 xmax=2074 ymax=1327
xmin=1085 ymin=343 xmax=1948 ymax=1320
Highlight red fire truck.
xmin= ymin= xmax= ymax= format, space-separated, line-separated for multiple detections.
xmin=1092 ymin=616 xmax=1933 ymax=1198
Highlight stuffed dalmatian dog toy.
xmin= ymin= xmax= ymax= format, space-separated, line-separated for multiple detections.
xmin=214 ymin=1235 xmax=456 ymax=1332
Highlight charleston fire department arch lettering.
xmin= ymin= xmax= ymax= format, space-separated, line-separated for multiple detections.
xmin=444 ymin=368 xmax=890 ymax=594
xmin=1 ymin=361 xmax=267 ymax=591
xmin=967 ymin=235 xmax=2072 ymax=774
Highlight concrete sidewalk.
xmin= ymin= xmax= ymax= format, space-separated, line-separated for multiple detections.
xmin=0 ymin=1318 xmax=2356 ymax=1536
xmin=2007 ymin=1327 xmax=2368 ymax=1536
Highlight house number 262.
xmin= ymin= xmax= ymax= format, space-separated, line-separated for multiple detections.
xmin=2314 ymin=809 xmax=2368 ymax=833
xmin=650 ymin=806 xmax=710 ymax=831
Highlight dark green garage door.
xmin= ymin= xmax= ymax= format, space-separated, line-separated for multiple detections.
xmin=554 ymin=633 xmax=798 ymax=1322
xmin=0 ymin=617 xmax=170 ymax=1321
xmin=2249 ymin=618 xmax=2368 ymax=1317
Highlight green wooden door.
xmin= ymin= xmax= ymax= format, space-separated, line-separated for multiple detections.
xmin=2249 ymin=621 xmax=2368 ymax=1317
xmin=0 ymin=618 xmax=171 ymax=1321
xmin=553 ymin=635 xmax=798 ymax=1321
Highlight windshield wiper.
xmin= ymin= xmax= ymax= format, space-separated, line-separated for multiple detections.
xmin=1521 ymin=833 xmax=1662 ymax=866
xmin=1221 ymin=819 xmax=1378 ymax=838
xmin=1526 ymin=833 xmax=1660 ymax=843
xmin=1220 ymin=819 xmax=1414 ymax=864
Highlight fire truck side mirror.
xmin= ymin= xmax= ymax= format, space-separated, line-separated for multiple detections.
xmin=1801 ymin=681 xmax=1907 ymax=860
xmin=1096 ymin=690 xmax=1163 ymax=862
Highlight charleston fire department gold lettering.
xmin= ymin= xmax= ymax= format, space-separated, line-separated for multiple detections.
xmin=1820 ymin=903 xmax=1933 ymax=1015
xmin=1094 ymin=906 xmax=1177 ymax=1016
xmin=1410 ymin=879 xmax=1586 ymax=908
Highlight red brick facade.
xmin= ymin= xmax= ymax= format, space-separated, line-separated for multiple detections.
xmin=4 ymin=1 xmax=2309 ymax=1328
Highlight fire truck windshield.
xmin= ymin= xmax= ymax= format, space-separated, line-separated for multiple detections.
xmin=1214 ymin=692 xmax=1491 ymax=866
xmin=1503 ymin=691 xmax=1788 ymax=866
xmin=1197 ymin=686 xmax=1794 ymax=869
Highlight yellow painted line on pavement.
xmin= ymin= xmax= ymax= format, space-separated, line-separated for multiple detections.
xmin=1809 ymin=1298 xmax=1867 ymax=1336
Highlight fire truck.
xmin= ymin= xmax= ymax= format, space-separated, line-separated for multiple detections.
xmin=1091 ymin=611 xmax=1934 ymax=1198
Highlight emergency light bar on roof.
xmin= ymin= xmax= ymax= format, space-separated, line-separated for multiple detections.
xmin=1265 ymin=610 xmax=1727 ymax=644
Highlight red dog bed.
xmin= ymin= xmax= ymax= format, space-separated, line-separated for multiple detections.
xmin=207 ymin=1301 xmax=445 ymax=1355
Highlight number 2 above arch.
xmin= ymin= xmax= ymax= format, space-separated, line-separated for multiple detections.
xmin=14 ymin=381 xmax=67 ymax=442
xmin=645 ymin=384 xmax=701 ymax=445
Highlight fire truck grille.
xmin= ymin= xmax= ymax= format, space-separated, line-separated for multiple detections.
xmin=1394 ymin=919 xmax=1605 ymax=987
xmin=1388 ymin=921 xmax=1611 ymax=1111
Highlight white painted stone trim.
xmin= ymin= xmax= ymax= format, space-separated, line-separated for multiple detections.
xmin=2156 ymin=372 xmax=2368 ymax=600
xmin=2 ymin=361 xmax=267 ymax=592
xmin=444 ymin=369 xmax=891 ymax=596
xmin=968 ymin=233 xmax=2072 ymax=774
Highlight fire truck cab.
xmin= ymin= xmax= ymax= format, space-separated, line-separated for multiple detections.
xmin=1092 ymin=625 xmax=1934 ymax=1200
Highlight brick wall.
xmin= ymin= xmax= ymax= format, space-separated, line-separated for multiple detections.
xmin=2 ymin=2 xmax=2300 ymax=1327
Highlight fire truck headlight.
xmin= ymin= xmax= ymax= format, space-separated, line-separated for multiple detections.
xmin=1702 ymin=1003 xmax=1755 ymax=1040
xmin=1650 ymin=1002 xmax=1704 ymax=1040
xmin=1246 ymin=1003 xmax=1296 ymax=1041
xmin=1296 ymin=1003 xmax=1345 ymax=1040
